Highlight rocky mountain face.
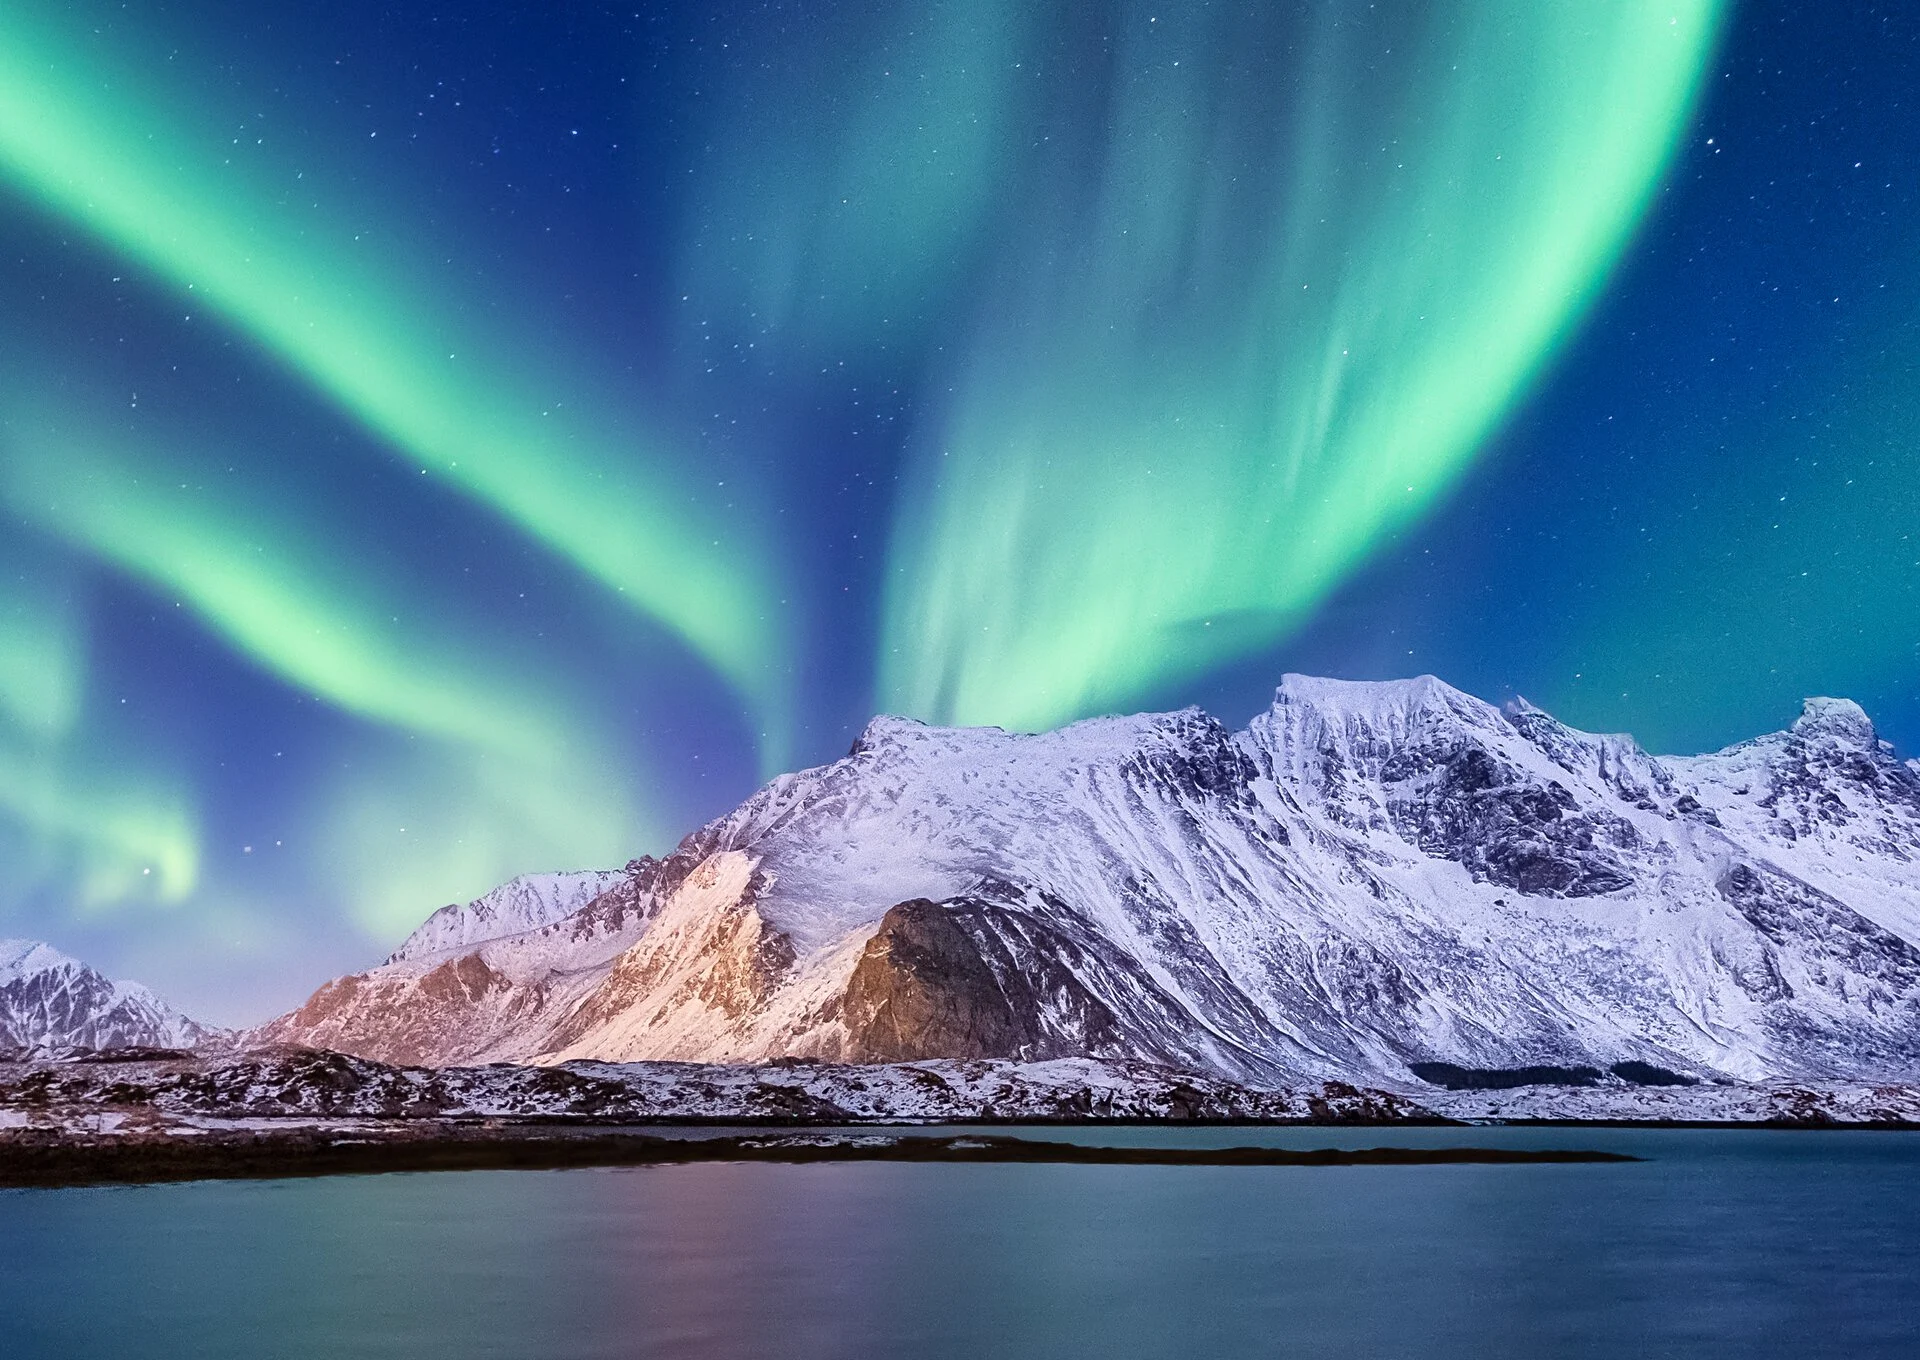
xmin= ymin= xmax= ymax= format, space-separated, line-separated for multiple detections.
xmin=0 ymin=941 xmax=215 ymax=1057
xmin=258 ymin=675 xmax=1920 ymax=1088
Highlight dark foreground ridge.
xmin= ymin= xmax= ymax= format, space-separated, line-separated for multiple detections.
xmin=0 ymin=1127 xmax=1638 ymax=1189
xmin=0 ymin=1047 xmax=1439 ymax=1125
xmin=7 ymin=1048 xmax=1918 ymax=1133
xmin=1408 ymin=1061 xmax=1701 ymax=1091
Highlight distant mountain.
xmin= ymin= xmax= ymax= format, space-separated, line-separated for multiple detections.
xmin=0 ymin=940 xmax=216 ymax=1056
xmin=258 ymin=675 xmax=1920 ymax=1089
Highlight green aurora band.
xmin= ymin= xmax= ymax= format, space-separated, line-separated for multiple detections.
xmin=880 ymin=0 xmax=1728 ymax=731
xmin=680 ymin=0 xmax=1033 ymax=364
xmin=0 ymin=537 xmax=83 ymax=740
xmin=0 ymin=739 xmax=200 ymax=910
xmin=4 ymin=436 xmax=574 ymax=765
xmin=0 ymin=537 xmax=199 ymax=909
xmin=0 ymin=410 xmax=651 ymax=935
xmin=0 ymin=8 xmax=789 ymax=754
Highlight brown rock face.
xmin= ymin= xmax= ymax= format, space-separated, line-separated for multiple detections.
xmin=839 ymin=900 xmax=1058 ymax=1062
xmin=416 ymin=955 xmax=510 ymax=1007
xmin=833 ymin=896 xmax=1288 ymax=1072
xmin=837 ymin=893 xmax=1280 ymax=1068
xmin=255 ymin=954 xmax=549 ymax=1067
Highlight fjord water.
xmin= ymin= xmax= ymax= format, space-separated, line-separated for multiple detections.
xmin=4 ymin=1128 xmax=1916 ymax=1359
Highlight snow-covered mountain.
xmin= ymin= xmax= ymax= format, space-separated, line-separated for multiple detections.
xmin=259 ymin=675 xmax=1920 ymax=1088
xmin=387 ymin=871 xmax=631 ymax=964
xmin=0 ymin=940 xmax=215 ymax=1056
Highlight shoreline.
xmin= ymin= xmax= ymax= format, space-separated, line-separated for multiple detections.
xmin=16 ymin=1110 xmax=1915 ymax=1130
xmin=7 ymin=1044 xmax=1912 ymax=1152
xmin=0 ymin=1126 xmax=1640 ymax=1190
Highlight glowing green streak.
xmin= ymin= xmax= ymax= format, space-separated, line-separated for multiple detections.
xmin=681 ymin=0 xmax=1030 ymax=358
xmin=0 ymin=421 xmax=660 ymax=787
xmin=881 ymin=1 xmax=1726 ymax=729
xmin=5 ymin=438 xmax=568 ymax=763
xmin=0 ymin=536 xmax=194 ymax=912
xmin=0 ymin=539 xmax=83 ymax=738
xmin=3 ymin=420 xmax=657 ymax=938
xmin=0 ymin=10 xmax=785 ymax=746
xmin=0 ymin=735 xmax=199 ymax=909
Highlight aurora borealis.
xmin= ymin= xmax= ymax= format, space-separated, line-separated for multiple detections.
xmin=880 ymin=1 xmax=1724 ymax=728
xmin=0 ymin=1 xmax=1915 ymax=1022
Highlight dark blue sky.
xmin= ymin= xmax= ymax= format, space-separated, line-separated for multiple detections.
xmin=1247 ymin=0 xmax=1920 ymax=757
xmin=0 ymin=1 xmax=1913 ymax=1023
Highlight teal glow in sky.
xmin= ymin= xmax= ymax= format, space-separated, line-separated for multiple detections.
xmin=880 ymin=1 xmax=1726 ymax=730
xmin=0 ymin=0 xmax=1914 ymax=1024
xmin=680 ymin=0 xmax=1032 ymax=361
xmin=0 ymin=400 xmax=650 ymax=936
xmin=0 ymin=521 xmax=199 ymax=914
xmin=0 ymin=5 xmax=788 ymax=745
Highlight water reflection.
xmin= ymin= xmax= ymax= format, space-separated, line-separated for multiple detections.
xmin=3 ymin=1131 xmax=1917 ymax=1359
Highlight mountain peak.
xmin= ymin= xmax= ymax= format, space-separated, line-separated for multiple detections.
xmin=1267 ymin=673 xmax=1508 ymax=743
xmin=1792 ymin=696 xmax=1876 ymax=748
xmin=1274 ymin=671 xmax=1479 ymax=712
xmin=848 ymin=712 xmax=938 ymax=756
xmin=260 ymin=670 xmax=1920 ymax=1086
xmin=0 ymin=940 xmax=214 ymax=1055
xmin=388 ymin=870 xmax=630 ymax=965
xmin=1503 ymin=694 xmax=1546 ymax=717
xmin=0 ymin=938 xmax=78 ymax=983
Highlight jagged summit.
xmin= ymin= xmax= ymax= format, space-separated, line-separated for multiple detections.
xmin=1 ymin=939 xmax=75 ymax=982
xmin=260 ymin=675 xmax=1920 ymax=1090
xmin=389 ymin=870 xmax=630 ymax=965
xmin=0 ymin=940 xmax=215 ymax=1056
xmin=847 ymin=711 xmax=933 ymax=755
xmin=1790 ymin=696 xmax=1878 ymax=747
xmin=1269 ymin=671 xmax=1501 ymax=730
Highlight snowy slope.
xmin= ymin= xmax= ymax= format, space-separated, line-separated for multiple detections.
xmin=1664 ymin=697 xmax=1920 ymax=943
xmin=0 ymin=940 xmax=215 ymax=1055
xmin=389 ymin=870 xmax=632 ymax=964
xmin=260 ymin=675 xmax=1920 ymax=1087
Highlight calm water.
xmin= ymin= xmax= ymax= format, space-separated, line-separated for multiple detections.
xmin=3 ymin=1127 xmax=1917 ymax=1359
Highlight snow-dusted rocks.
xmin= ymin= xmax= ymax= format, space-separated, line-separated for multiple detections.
xmin=0 ymin=941 xmax=214 ymax=1056
xmin=387 ymin=870 xmax=631 ymax=964
xmin=259 ymin=675 xmax=1920 ymax=1090
xmin=1665 ymin=696 xmax=1920 ymax=943
xmin=0 ymin=1049 xmax=1432 ymax=1127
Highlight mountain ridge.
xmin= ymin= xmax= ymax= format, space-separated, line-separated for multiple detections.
xmin=0 ymin=939 xmax=218 ymax=1056
xmin=256 ymin=673 xmax=1920 ymax=1089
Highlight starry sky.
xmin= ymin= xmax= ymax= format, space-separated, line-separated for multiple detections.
xmin=1 ymin=1 xmax=1914 ymax=1025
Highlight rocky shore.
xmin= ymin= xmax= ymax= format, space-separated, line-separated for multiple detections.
xmin=1 ymin=1047 xmax=1914 ymax=1189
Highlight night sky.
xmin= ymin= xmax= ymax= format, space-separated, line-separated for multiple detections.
xmin=1 ymin=1 xmax=1914 ymax=1025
